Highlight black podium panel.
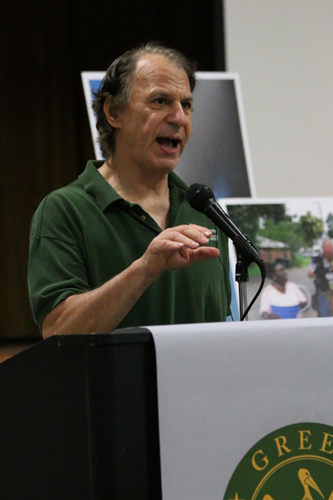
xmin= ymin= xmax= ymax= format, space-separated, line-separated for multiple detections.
xmin=0 ymin=329 xmax=162 ymax=500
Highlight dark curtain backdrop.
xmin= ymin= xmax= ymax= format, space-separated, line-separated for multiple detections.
xmin=0 ymin=0 xmax=225 ymax=339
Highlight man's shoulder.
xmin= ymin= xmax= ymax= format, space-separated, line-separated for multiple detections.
xmin=35 ymin=178 xmax=85 ymax=216
xmin=30 ymin=177 xmax=90 ymax=240
xmin=33 ymin=160 xmax=102 ymax=217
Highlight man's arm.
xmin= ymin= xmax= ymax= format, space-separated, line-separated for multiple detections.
xmin=307 ymin=256 xmax=320 ymax=279
xmin=42 ymin=224 xmax=219 ymax=338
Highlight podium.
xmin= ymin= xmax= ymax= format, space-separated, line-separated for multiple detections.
xmin=2 ymin=319 xmax=333 ymax=499
xmin=0 ymin=329 xmax=162 ymax=500
xmin=150 ymin=319 xmax=333 ymax=499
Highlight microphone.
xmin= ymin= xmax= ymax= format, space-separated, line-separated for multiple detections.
xmin=186 ymin=183 xmax=266 ymax=276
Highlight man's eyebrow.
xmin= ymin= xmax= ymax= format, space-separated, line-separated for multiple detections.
xmin=150 ymin=91 xmax=193 ymax=102
xmin=151 ymin=91 xmax=169 ymax=98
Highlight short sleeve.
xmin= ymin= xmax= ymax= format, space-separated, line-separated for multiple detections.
xmin=28 ymin=194 xmax=90 ymax=329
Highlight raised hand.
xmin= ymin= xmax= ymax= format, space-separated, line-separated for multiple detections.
xmin=140 ymin=224 xmax=220 ymax=278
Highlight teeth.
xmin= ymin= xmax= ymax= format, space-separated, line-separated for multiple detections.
xmin=157 ymin=137 xmax=179 ymax=148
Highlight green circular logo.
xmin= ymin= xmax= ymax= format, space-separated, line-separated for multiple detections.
xmin=223 ymin=422 xmax=333 ymax=500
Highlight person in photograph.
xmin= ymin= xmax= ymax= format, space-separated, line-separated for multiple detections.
xmin=260 ymin=263 xmax=307 ymax=320
xmin=28 ymin=42 xmax=231 ymax=338
xmin=307 ymin=238 xmax=333 ymax=317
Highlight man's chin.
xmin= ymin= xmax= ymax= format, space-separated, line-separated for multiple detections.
xmin=158 ymin=160 xmax=180 ymax=174
xmin=150 ymin=155 xmax=181 ymax=173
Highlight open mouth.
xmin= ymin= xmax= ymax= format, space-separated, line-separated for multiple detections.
xmin=156 ymin=137 xmax=181 ymax=149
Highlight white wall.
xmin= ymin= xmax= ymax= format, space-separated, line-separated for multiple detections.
xmin=225 ymin=0 xmax=333 ymax=197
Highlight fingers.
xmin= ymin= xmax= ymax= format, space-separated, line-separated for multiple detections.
xmin=144 ymin=238 xmax=219 ymax=275
xmin=164 ymin=224 xmax=213 ymax=249
xmin=140 ymin=224 xmax=219 ymax=278
xmin=189 ymin=246 xmax=220 ymax=264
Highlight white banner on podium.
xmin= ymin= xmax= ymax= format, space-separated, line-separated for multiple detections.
xmin=151 ymin=318 xmax=333 ymax=500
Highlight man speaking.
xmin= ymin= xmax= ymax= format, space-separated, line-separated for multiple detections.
xmin=28 ymin=42 xmax=231 ymax=337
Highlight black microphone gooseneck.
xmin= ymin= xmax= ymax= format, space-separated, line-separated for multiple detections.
xmin=186 ymin=183 xmax=266 ymax=320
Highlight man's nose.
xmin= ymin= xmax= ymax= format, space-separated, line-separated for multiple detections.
xmin=166 ymin=102 xmax=187 ymax=127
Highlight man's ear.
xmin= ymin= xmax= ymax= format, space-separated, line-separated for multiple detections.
xmin=103 ymin=96 xmax=121 ymax=128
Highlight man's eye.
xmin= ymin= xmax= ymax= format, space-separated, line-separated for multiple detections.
xmin=182 ymin=102 xmax=192 ymax=111
xmin=155 ymin=97 xmax=165 ymax=105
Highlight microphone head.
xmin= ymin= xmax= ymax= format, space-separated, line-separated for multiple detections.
xmin=186 ymin=184 xmax=216 ymax=212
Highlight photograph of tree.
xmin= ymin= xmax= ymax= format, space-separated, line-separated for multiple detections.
xmin=223 ymin=198 xmax=333 ymax=321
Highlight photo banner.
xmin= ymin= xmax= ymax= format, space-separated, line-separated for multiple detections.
xmin=220 ymin=197 xmax=333 ymax=321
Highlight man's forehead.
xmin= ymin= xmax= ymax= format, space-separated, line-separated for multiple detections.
xmin=133 ymin=54 xmax=191 ymax=91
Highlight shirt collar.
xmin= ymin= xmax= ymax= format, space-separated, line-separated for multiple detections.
xmin=78 ymin=160 xmax=123 ymax=211
xmin=78 ymin=159 xmax=189 ymax=211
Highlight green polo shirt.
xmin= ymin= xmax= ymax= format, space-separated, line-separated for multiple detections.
xmin=28 ymin=160 xmax=231 ymax=330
